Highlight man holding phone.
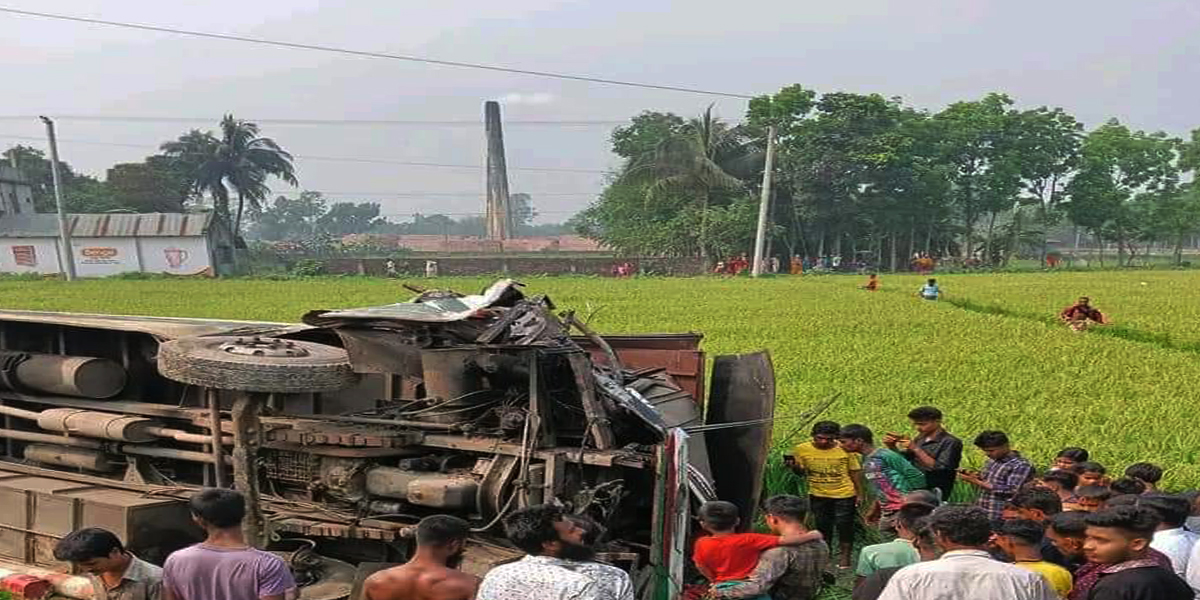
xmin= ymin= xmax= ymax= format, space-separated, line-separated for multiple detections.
xmin=883 ymin=406 xmax=963 ymax=502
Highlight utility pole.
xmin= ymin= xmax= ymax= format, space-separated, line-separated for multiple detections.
xmin=40 ymin=116 xmax=76 ymax=281
xmin=484 ymin=101 xmax=512 ymax=240
xmin=751 ymin=126 xmax=777 ymax=277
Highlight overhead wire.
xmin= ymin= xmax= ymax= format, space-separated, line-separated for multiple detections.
xmin=0 ymin=115 xmax=628 ymax=127
xmin=0 ymin=133 xmax=613 ymax=174
xmin=0 ymin=6 xmax=755 ymax=99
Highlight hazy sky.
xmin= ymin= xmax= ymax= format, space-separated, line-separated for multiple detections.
xmin=2 ymin=0 xmax=1198 ymax=223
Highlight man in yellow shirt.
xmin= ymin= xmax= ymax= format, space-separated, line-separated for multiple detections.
xmin=788 ymin=420 xmax=862 ymax=569
xmin=994 ymin=519 xmax=1073 ymax=597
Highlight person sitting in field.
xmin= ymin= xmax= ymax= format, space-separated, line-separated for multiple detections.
xmin=692 ymin=500 xmax=822 ymax=599
xmin=1052 ymin=448 xmax=1090 ymax=473
xmin=994 ymin=519 xmax=1074 ymax=598
xmin=1075 ymin=462 xmax=1110 ymax=489
xmin=917 ymin=278 xmax=939 ymax=300
xmin=1124 ymin=463 xmax=1164 ymax=493
xmin=1059 ymin=297 xmax=1107 ymax=332
xmin=1076 ymin=486 xmax=1114 ymax=513
xmin=863 ymin=274 xmax=879 ymax=291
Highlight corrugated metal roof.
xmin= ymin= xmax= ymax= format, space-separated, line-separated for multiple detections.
xmin=0 ymin=213 xmax=212 ymax=238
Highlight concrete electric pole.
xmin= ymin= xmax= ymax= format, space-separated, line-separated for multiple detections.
xmin=484 ymin=101 xmax=512 ymax=241
xmin=40 ymin=116 xmax=76 ymax=281
xmin=751 ymin=126 xmax=777 ymax=277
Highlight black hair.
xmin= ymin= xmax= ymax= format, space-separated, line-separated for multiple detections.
xmin=910 ymin=517 xmax=937 ymax=552
xmin=189 ymin=488 xmax=246 ymax=529
xmin=1106 ymin=494 xmax=1140 ymax=508
xmin=1012 ymin=487 xmax=1063 ymax=516
xmin=415 ymin=515 xmax=470 ymax=547
xmin=927 ymin=278 xmax=937 ymax=285
xmin=1077 ymin=486 xmax=1113 ymax=502
xmin=762 ymin=495 xmax=808 ymax=523
xmin=928 ymin=505 xmax=992 ymax=547
xmin=1110 ymin=477 xmax=1147 ymax=496
xmin=1138 ymin=494 xmax=1191 ymax=528
xmin=503 ymin=504 xmax=567 ymax=555
xmin=839 ymin=424 xmax=873 ymax=445
xmin=1084 ymin=506 xmax=1159 ymax=539
xmin=1048 ymin=511 xmax=1089 ymax=538
xmin=907 ymin=406 xmax=943 ymax=422
xmin=566 ymin=515 xmax=605 ymax=547
xmin=1124 ymin=463 xmax=1164 ymax=485
xmin=1077 ymin=461 xmax=1107 ymax=475
xmin=53 ymin=527 xmax=124 ymax=562
xmin=897 ymin=502 xmax=935 ymax=531
xmin=1043 ymin=470 xmax=1079 ymax=492
xmin=811 ymin=421 xmax=840 ymax=437
xmin=1056 ymin=447 xmax=1090 ymax=463
xmin=998 ymin=519 xmax=1045 ymax=547
xmin=698 ymin=500 xmax=741 ymax=532
xmin=973 ymin=431 xmax=1009 ymax=449
xmin=905 ymin=489 xmax=941 ymax=506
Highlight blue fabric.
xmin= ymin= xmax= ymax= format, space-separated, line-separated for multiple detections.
xmin=713 ymin=580 xmax=771 ymax=600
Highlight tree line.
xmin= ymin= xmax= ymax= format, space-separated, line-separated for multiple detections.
xmin=2 ymin=115 xmax=566 ymax=246
xmin=573 ymin=86 xmax=1200 ymax=267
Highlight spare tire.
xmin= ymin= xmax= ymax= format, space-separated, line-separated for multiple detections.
xmin=157 ymin=336 xmax=357 ymax=393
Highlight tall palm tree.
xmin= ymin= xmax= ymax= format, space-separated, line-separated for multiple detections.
xmin=161 ymin=116 xmax=298 ymax=237
xmin=623 ymin=106 xmax=752 ymax=261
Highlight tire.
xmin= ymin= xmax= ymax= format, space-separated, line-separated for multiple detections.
xmin=157 ymin=336 xmax=357 ymax=393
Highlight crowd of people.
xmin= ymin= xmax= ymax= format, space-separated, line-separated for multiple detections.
xmin=699 ymin=405 xmax=1198 ymax=599
xmin=51 ymin=404 xmax=1195 ymax=600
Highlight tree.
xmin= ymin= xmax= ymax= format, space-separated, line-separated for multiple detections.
xmin=249 ymin=192 xmax=327 ymax=241
xmin=1 ymin=145 xmax=118 ymax=213
xmin=621 ymin=106 xmax=755 ymax=261
xmin=611 ymin=112 xmax=690 ymax=159
xmin=161 ymin=116 xmax=297 ymax=239
xmin=316 ymin=202 xmax=384 ymax=237
xmin=510 ymin=193 xmax=538 ymax=232
xmin=1065 ymin=119 xmax=1179 ymax=265
xmin=106 ymin=158 xmax=191 ymax=213
xmin=931 ymin=93 xmax=1025 ymax=262
xmin=1008 ymin=107 xmax=1083 ymax=264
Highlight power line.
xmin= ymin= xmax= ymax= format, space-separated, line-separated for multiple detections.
xmin=272 ymin=190 xmax=595 ymax=198
xmin=0 ymin=6 xmax=755 ymax=99
xmin=0 ymin=133 xmax=612 ymax=174
xmin=0 ymin=114 xmax=627 ymax=127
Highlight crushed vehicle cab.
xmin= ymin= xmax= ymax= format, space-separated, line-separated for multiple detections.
xmin=0 ymin=280 xmax=775 ymax=600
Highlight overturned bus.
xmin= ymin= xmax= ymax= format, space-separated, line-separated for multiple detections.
xmin=0 ymin=280 xmax=775 ymax=599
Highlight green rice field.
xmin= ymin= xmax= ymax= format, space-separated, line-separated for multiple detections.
xmin=2 ymin=271 xmax=1198 ymax=489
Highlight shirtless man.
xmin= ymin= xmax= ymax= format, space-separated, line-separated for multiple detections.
xmin=363 ymin=515 xmax=478 ymax=600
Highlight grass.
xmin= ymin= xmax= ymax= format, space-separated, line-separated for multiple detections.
xmin=2 ymin=272 xmax=1199 ymax=485
xmin=6 ymin=271 xmax=1200 ymax=599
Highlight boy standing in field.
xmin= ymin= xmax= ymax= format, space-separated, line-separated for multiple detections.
xmin=692 ymin=501 xmax=822 ymax=598
xmin=957 ymin=430 xmax=1034 ymax=524
xmin=788 ymin=421 xmax=862 ymax=569
xmin=838 ymin=425 xmax=926 ymax=533
xmin=862 ymin=274 xmax=879 ymax=291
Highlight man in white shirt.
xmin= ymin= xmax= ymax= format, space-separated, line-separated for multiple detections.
xmin=878 ymin=505 xmax=1057 ymax=600
xmin=1142 ymin=494 xmax=1199 ymax=577
xmin=478 ymin=505 xmax=632 ymax=600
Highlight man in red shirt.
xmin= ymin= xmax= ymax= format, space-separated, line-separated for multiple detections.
xmin=693 ymin=501 xmax=822 ymax=597
xmin=1060 ymin=297 xmax=1107 ymax=332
